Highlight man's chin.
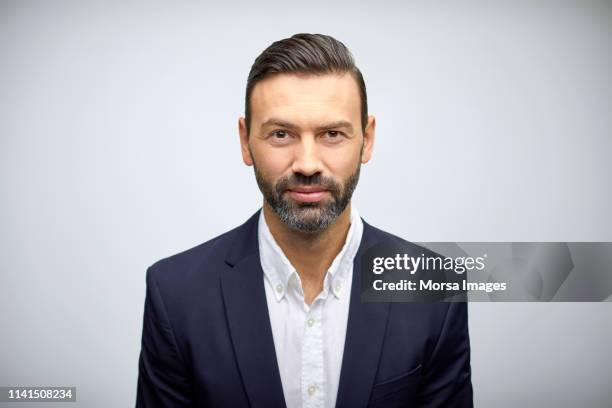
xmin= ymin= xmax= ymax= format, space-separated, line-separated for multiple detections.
xmin=284 ymin=200 xmax=328 ymax=213
xmin=287 ymin=207 xmax=339 ymax=230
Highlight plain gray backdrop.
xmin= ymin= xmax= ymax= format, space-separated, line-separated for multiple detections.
xmin=1 ymin=0 xmax=611 ymax=407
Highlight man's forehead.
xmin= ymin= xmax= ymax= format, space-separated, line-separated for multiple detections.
xmin=250 ymin=72 xmax=361 ymax=125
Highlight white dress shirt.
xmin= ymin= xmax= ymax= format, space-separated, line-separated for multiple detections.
xmin=258 ymin=206 xmax=364 ymax=408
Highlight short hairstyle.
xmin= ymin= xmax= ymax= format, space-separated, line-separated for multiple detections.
xmin=244 ymin=33 xmax=368 ymax=137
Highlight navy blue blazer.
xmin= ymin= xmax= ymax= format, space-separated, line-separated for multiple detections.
xmin=136 ymin=209 xmax=473 ymax=407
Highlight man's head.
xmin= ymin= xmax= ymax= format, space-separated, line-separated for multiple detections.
xmin=238 ymin=33 xmax=375 ymax=233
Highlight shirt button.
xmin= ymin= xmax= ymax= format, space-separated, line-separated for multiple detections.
xmin=307 ymin=318 xmax=315 ymax=327
xmin=335 ymin=281 xmax=342 ymax=293
xmin=275 ymin=284 xmax=283 ymax=293
xmin=307 ymin=384 xmax=316 ymax=396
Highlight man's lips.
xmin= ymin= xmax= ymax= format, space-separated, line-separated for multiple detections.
xmin=286 ymin=187 xmax=329 ymax=203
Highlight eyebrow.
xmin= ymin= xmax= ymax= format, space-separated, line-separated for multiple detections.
xmin=260 ymin=118 xmax=355 ymax=134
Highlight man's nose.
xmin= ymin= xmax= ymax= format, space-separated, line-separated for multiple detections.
xmin=291 ymin=137 xmax=323 ymax=177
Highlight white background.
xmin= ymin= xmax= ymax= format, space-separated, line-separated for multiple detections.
xmin=1 ymin=0 xmax=611 ymax=406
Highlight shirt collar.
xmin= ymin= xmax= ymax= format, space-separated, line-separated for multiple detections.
xmin=258 ymin=205 xmax=364 ymax=302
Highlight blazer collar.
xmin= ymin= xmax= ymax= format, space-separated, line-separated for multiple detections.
xmin=221 ymin=208 xmax=390 ymax=408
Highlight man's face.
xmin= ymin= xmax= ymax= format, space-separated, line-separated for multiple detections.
xmin=239 ymin=72 xmax=375 ymax=233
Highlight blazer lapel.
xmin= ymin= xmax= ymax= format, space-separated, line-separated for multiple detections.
xmin=335 ymin=220 xmax=391 ymax=408
xmin=220 ymin=209 xmax=287 ymax=408
xmin=220 ymin=211 xmax=390 ymax=408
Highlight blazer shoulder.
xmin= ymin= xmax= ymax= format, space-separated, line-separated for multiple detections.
xmin=364 ymin=221 xmax=444 ymax=258
xmin=146 ymin=219 xmax=247 ymax=285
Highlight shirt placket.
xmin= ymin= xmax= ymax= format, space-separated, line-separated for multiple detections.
xmin=301 ymin=294 xmax=326 ymax=408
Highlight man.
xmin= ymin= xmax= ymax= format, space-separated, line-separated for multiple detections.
xmin=136 ymin=33 xmax=473 ymax=407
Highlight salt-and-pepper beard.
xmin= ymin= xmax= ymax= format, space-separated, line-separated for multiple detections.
xmin=251 ymin=153 xmax=361 ymax=234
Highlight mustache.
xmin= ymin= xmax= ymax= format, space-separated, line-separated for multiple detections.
xmin=275 ymin=173 xmax=340 ymax=194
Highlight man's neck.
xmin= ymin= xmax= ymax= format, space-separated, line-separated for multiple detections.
xmin=262 ymin=202 xmax=352 ymax=304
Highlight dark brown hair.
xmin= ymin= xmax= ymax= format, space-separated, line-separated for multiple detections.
xmin=245 ymin=33 xmax=368 ymax=137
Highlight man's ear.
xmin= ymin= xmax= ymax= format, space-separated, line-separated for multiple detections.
xmin=361 ymin=115 xmax=376 ymax=164
xmin=238 ymin=117 xmax=253 ymax=166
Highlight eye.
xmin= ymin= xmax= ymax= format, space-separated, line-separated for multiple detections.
xmin=267 ymin=129 xmax=293 ymax=145
xmin=271 ymin=130 xmax=288 ymax=139
xmin=323 ymin=130 xmax=345 ymax=142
